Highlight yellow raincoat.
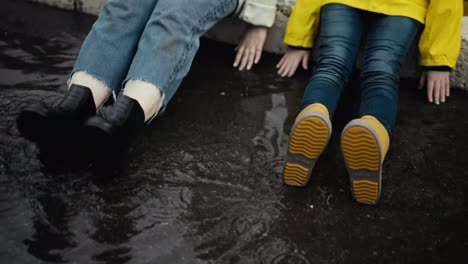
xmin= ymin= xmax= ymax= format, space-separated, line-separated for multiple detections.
xmin=284 ymin=0 xmax=463 ymax=68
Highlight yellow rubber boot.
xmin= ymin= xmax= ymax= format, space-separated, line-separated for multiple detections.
xmin=283 ymin=103 xmax=332 ymax=187
xmin=341 ymin=115 xmax=390 ymax=205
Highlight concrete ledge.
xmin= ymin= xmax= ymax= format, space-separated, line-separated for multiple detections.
xmin=27 ymin=0 xmax=468 ymax=90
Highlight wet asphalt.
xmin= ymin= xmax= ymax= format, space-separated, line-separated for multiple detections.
xmin=0 ymin=0 xmax=467 ymax=263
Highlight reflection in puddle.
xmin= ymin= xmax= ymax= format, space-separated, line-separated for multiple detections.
xmin=252 ymin=93 xmax=289 ymax=175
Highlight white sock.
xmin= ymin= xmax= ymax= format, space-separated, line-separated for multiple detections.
xmin=123 ymin=80 xmax=164 ymax=122
xmin=69 ymin=71 xmax=111 ymax=109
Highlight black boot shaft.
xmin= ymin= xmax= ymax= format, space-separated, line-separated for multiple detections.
xmin=82 ymin=94 xmax=145 ymax=177
xmin=16 ymin=84 xmax=98 ymax=171
xmin=57 ymin=84 xmax=96 ymax=118
xmin=107 ymin=94 xmax=145 ymax=139
xmin=17 ymin=84 xmax=97 ymax=143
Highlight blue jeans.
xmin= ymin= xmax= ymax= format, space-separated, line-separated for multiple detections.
xmin=73 ymin=0 xmax=237 ymax=107
xmin=299 ymin=4 xmax=421 ymax=135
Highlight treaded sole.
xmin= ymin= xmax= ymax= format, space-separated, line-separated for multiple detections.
xmin=284 ymin=114 xmax=330 ymax=187
xmin=341 ymin=124 xmax=382 ymax=205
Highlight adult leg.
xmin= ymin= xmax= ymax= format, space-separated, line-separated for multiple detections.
xmin=16 ymin=0 xmax=159 ymax=170
xmin=18 ymin=0 xmax=159 ymax=135
xmin=122 ymin=0 xmax=238 ymax=121
xmin=284 ymin=4 xmax=364 ymax=186
xmin=72 ymin=0 xmax=160 ymax=106
xmin=341 ymin=15 xmax=421 ymax=204
xmin=83 ymin=0 xmax=238 ymax=175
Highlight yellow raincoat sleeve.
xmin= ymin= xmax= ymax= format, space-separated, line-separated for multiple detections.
xmin=283 ymin=0 xmax=322 ymax=48
xmin=419 ymin=0 xmax=463 ymax=68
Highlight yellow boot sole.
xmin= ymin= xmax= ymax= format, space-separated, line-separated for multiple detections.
xmin=341 ymin=120 xmax=383 ymax=205
xmin=284 ymin=112 xmax=331 ymax=187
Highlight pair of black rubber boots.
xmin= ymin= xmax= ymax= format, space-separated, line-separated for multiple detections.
xmin=17 ymin=84 xmax=145 ymax=175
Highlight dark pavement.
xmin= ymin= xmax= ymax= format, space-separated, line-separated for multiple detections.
xmin=0 ymin=1 xmax=467 ymax=263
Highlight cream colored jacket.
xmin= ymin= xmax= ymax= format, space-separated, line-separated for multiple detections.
xmin=236 ymin=0 xmax=278 ymax=27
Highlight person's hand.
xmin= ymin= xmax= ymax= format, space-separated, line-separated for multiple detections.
xmin=276 ymin=48 xmax=310 ymax=77
xmin=234 ymin=26 xmax=268 ymax=71
xmin=418 ymin=71 xmax=451 ymax=104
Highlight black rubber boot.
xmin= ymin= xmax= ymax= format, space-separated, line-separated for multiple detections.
xmin=16 ymin=84 xmax=96 ymax=171
xmin=83 ymin=94 xmax=145 ymax=177
xmin=17 ymin=84 xmax=96 ymax=142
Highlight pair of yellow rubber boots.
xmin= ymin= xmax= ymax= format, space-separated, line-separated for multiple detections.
xmin=283 ymin=103 xmax=390 ymax=205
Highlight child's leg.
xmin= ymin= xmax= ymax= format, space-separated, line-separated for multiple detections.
xmin=122 ymin=0 xmax=238 ymax=122
xmin=284 ymin=4 xmax=364 ymax=187
xmin=72 ymin=0 xmax=160 ymax=103
xmin=341 ymin=15 xmax=421 ymax=204
xmin=359 ymin=16 xmax=421 ymax=135
xmin=299 ymin=3 xmax=364 ymax=116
